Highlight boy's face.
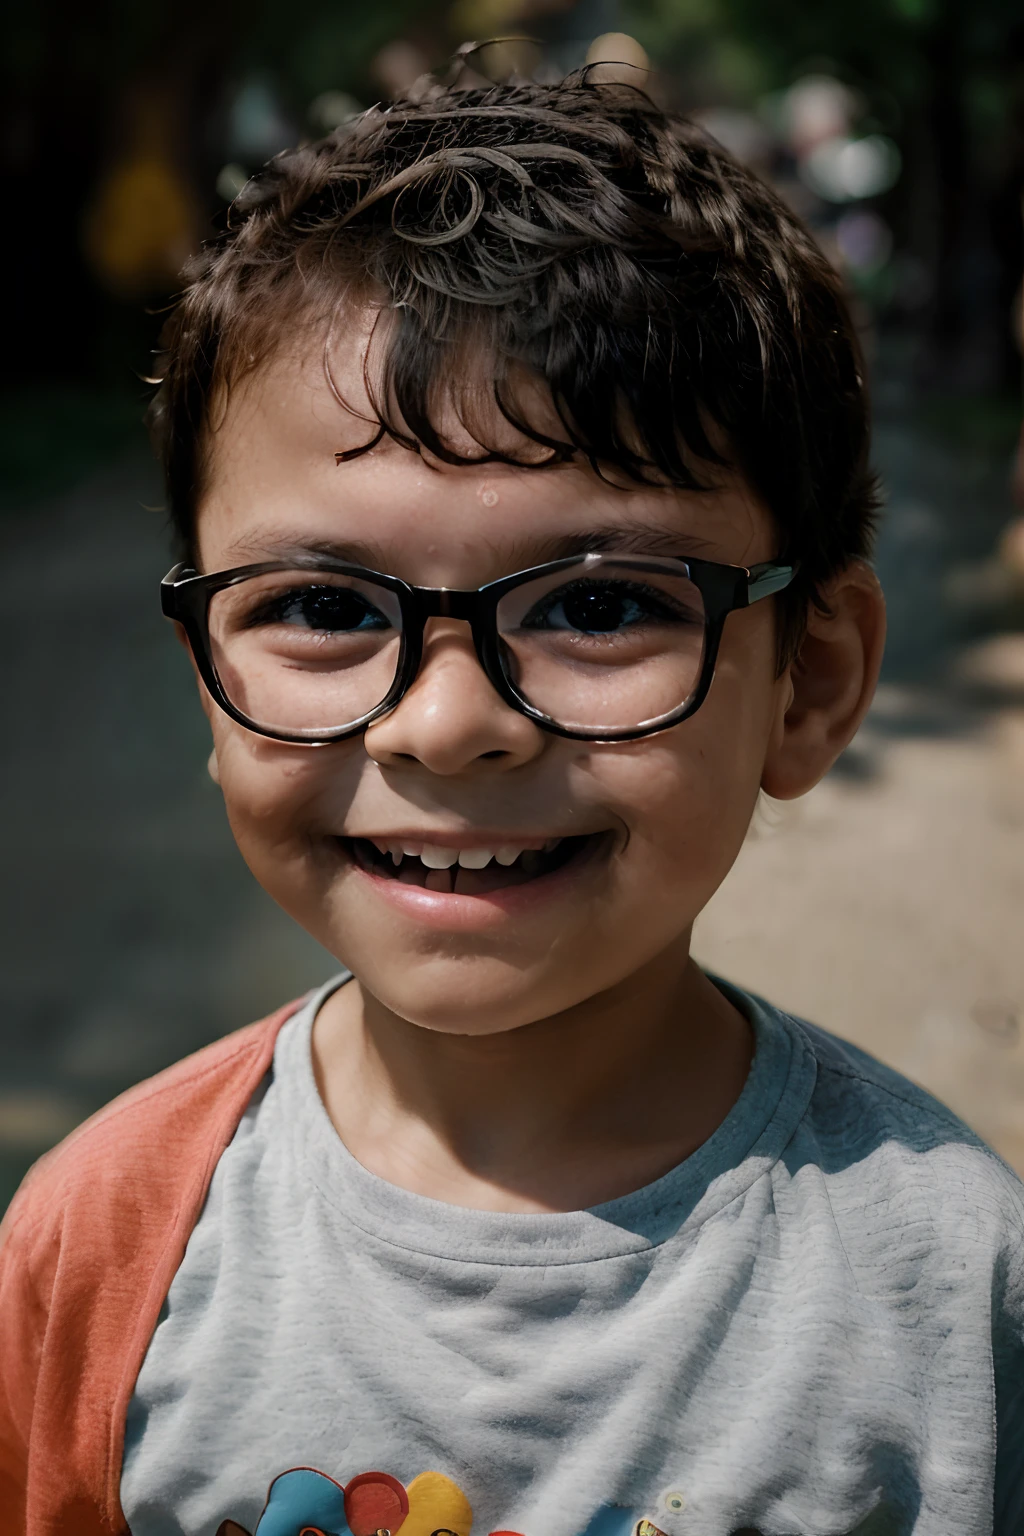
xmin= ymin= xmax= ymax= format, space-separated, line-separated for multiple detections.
xmin=194 ymin=332 xmax=792 ymax=1035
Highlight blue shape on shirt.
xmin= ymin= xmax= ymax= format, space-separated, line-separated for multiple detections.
xmin=254 ymin=1467 xmax=351 ymax=1536
xmin=577 ymin=1505 xmax=638 ymax=1536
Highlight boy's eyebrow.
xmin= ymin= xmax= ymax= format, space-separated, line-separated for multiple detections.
xmin=219 ymin=522 xmax=725 ymax=571
xmin=521 ymin=524 xmax=725 ymax=562
xmin=220 ymin=531 xmax=393 ymax=569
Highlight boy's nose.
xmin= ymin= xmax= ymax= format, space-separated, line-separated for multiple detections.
xmin=363 ymin=619 xmax=546 ymax=775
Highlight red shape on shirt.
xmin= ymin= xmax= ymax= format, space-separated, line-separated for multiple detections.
xmin=344 ymin=1472 xmax=411 ymax=1536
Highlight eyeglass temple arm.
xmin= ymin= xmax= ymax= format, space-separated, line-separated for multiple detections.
xmin=160 ymin=562 xmax=195 ymax=619
xmin=745 ymin=562 xmax=796 ymax=605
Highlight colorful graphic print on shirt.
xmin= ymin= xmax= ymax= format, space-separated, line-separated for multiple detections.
xmin=212 ymin=1465 xmax=806 ymax=1536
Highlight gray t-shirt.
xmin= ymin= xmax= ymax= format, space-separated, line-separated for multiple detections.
xmin=121 ymin=976 xmax=1024 ymax=1536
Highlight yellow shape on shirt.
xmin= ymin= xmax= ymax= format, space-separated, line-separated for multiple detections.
xmin=402 ymin=1470 xmax=473 ymax=1536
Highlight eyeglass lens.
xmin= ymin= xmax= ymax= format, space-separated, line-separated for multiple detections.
xmin=206 ymin=556 xmax=707 ymax=738
xmin=208 ymin=570 xmax=405 ymax=737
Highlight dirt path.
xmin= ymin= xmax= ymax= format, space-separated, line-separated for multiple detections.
xmin=696 ymin=677 xmax=1024 ymax=1169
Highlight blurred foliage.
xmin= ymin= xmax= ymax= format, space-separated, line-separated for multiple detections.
xmin=625 ymin=0 xmax=1024 ymax=112
xmin=3 ymin=0 xmax=438 ymax=103
xmin=1 ymin=0 xmax=443 ymax=401
xmin=0 ymin=388 xmax=151 ymax=510
xmin=2 ymin=0 xmax=1023 ymax=404
xmin=627 ymin=0 xmax=1024 ymax=393
xmin=915 ymin=391 xmax=1024 ymax=456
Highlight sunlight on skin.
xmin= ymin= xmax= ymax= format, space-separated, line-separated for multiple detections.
xmin=189 ymin=317 xmax=885 ymax=1212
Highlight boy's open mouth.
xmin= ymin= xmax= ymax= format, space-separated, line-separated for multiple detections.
xmin=344 ymin=834 xmax=600 ymax=895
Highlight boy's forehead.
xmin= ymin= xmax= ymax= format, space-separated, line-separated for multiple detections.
xmin=211 ymin=313 xmax=564 ymax=469
xmin=198 ymin=329 xmax=775 ymax=572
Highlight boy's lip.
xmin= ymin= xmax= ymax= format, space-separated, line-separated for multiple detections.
xmin=335 ymin=830 xmax=612 ymax=930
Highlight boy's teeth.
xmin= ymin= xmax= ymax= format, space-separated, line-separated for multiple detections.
xmin=418 ymin=844 xmax=460 ymax=869
xmin=366 ymin=836 xmax=567 ymax=872
xmin=457 ymin=848 xmax=494 ymax=869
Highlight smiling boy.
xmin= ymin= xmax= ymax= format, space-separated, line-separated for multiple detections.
xmin=2 ymin=73 xmax=1023 ymax=1536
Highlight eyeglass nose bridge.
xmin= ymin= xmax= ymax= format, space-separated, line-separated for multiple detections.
xmin=394 ymin=585 xmax=513 ymax=718
xmin=413 ymin=587 xmax=482 ymax=621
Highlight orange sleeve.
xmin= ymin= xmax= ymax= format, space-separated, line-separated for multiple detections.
xmin=0 ymin=1001 xmax=300 ymax=1536
xmin=0 ymin=1174 xmax=56 ymax=1533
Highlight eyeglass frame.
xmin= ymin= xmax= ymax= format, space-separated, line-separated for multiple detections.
xmin=161 ymin=552 xmax=797 ymax=746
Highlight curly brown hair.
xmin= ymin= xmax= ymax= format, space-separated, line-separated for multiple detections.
xmin=149 ymin=72 xmax=879 ymax=657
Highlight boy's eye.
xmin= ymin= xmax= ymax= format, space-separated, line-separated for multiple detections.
xmin=245 ymin=584 xmax=393 ymax=633
xmin=520 ymin=580 xmax=699 ymax=635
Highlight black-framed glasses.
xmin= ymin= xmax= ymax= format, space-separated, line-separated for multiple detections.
xmin=161 ymin=553 xmax=795 ymax=745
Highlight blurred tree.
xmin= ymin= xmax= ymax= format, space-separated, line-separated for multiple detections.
xmin=1 ymin=0 xmax=438 ymax=393
xmin=624 ymin=0 xmax=1024 ymax=388
xmin=4 ymin=0 xmax=1023 ymax=396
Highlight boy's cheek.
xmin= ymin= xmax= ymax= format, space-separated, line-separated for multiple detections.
xmin=589 ymin=724 xmax=762 ymax=859
xmin=617 ymin=798 xmax=754 ymax=920
xmin=209 ymin=720 xmax=361 ymax=845
xmin=600 ymin=726 xmax=768 ymax=922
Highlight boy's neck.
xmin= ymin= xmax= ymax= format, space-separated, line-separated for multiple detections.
xmin=311 ymin=948 xmax=754 ymax=1214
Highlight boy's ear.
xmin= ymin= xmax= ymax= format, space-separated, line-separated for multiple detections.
xmin=760 ymin=560 xmax=886 ymax=801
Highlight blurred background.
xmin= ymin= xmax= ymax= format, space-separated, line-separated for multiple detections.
xmin=3 ymin=0 xmax=1024 ymax=1211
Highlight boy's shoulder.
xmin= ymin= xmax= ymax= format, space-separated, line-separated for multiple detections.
xmin=0 ymin=999 xmax=305 ymax=1536
xmin=778 ymin=1002 xmax=1024 ymax=1255
xmin=796 ymin=1007 xmax=1001 ymax=1150
xmin=0 ymin=997 xmax=304 ymax=1259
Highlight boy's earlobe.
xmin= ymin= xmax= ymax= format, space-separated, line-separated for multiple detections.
xmin=208 ymin=747 xmax=221 ymax=786
xmin=760 ymin=560 xmax=886 ymax=801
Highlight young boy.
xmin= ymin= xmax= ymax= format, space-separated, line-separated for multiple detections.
xmin=2 ymin=70 xmax=1022 ymax=1536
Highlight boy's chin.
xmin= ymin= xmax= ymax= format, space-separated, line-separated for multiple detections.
xmin=342 ymin=948 xmax=623 ymax=1038
xmin=288 ymin=830 xmax=703 ymax=1031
